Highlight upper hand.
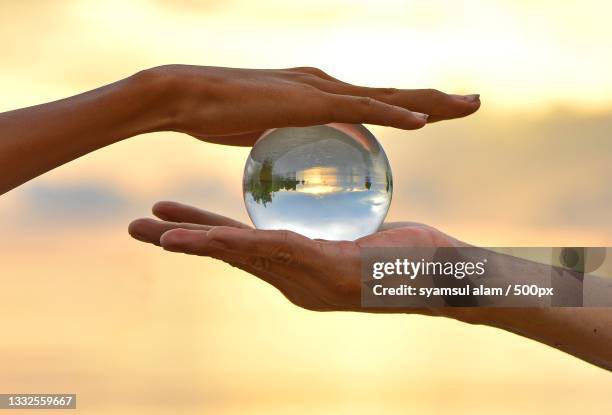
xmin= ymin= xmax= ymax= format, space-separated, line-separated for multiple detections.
xmin=148 ymin=65 xmax=481 ymax=146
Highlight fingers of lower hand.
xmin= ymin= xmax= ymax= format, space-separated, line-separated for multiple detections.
xmin=159 ymin=226 xmax=320 ymax=273
xmin=158 ymin=226 xmax=361 ymax=308
xmin=205 ymin=227 xmax=306 ymax=269
xmin=152 ymin=201 xmax=250 ymax=228
xmin=128 ymin=218 xmax=212 ymax=245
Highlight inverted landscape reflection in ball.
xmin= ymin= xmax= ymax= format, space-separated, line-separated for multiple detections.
xmin=243 ymin=123 xmax=393 ymax=241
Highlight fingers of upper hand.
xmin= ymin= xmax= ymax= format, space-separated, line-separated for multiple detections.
xmin=282 ymin=67 xmax=479 ymax=122
xmin=321 ymin=93 xmax=428 ymax=130
xmin=327 ymin=87 xmax=478 ymax=122
xmin=285 ymin=66 xmax=342 ymax=83
xmin=402 ymin=88 xmax=480 ymax=121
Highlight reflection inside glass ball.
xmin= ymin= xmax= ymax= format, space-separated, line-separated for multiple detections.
xmin=243 ymin=123 xmax=393 ymax=240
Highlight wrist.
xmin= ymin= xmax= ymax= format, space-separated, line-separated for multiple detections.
xmin=127 ymin=66 xmax=185 ymax=134
xmin=428 ymin=249 xmax=534 ymax=325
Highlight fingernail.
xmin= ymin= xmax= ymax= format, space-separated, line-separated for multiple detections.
xmin=452 ymin=93 xmax=480 ymax=102
xmin=412 ymin=112 xmax=429 ymax=120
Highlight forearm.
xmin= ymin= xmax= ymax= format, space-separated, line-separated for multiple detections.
xmin=443 ymin=250 xmax=612 ymax=371
xmin=0 ymin=68 xmax=176 ymax=194
xmin=0 ymin=65 xmax=482 ymax=195
xmin=478 ymin=308 xmax=612 ymax=371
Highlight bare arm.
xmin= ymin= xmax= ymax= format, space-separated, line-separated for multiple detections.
xmin=0 ymin=65 xmax=481 ymax=195
xmin=459 ymin=251 xmax=612 ymax=371
xmin=0 ymin=72 xmax=168 ymax=194
xmin=476 ymin=308 xmax=612 ymax=371
xmin=128 ymin=203 xmax=612 ymax=372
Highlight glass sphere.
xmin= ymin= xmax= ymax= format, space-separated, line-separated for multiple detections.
xmin=243 ymin=123 xmax=393 ymax=241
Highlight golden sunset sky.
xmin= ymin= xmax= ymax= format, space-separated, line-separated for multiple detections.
xmin=1 ymin=1 xmax=611 ymax=414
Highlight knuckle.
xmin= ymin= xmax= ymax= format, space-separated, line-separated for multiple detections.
xmin=357 ymin=96 xmax=375 ymax=109
xmin=315 ymin=95 xmax=338 ymax=123
xmin=287 ymin=66 xmax=309 ymax=72
xmin=205 ymin=226 xmax=232 ymax=248
xmin=311 ymin=68 xmax=328 ymax=78
xmin=424 ymin=88 xmax=449 ymax=105
xmin=249 ymin=255 xmax=271 ymax=272
xmin=285 ymin=67 xmax=325 ymax=82
xmin=295 ymin=66 xmax=326 ymax=76
xmin=300 ymin=74 xmax=323 ymax=86
xmin=415 ymin=88 xmax=453 ymax=115
xmin=354 ymin=96 xmax=382 ymax=117
xmin=269 ymin=231 xmax=295 ymax=265
xmin=424 ymin=88 xmax=444 ymax=97
xmin=206 ymin=226 xmax=224 ymax=239
xmin=377 ymin=87 xmax=399 ymax=98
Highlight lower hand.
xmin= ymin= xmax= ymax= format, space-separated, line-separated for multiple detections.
xmin=129 ymin=202 xmax=612 ymax=371
xmin=128 ymin=201 xmax=461 ymax=313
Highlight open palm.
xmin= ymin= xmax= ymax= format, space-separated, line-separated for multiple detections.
xmin=129 ymin=201 xmax=459 ymax=312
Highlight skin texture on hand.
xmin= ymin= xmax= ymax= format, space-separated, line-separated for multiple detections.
xmin=129 ymin=201 xmax=612 ymax=372
xmin=156 ymin=65 xmax=481 ymax=145
xmin=129 ymin=201 xmax=460 ymax=312
xmin=0 ymin=64 xmax=480 ymax=194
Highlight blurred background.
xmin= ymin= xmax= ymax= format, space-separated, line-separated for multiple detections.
xmin=1 ymin=0 xmax=611 ymax=414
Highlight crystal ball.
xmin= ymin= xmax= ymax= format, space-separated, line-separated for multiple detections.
xmin=243 ymin=123 xmax=393 ymax=241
